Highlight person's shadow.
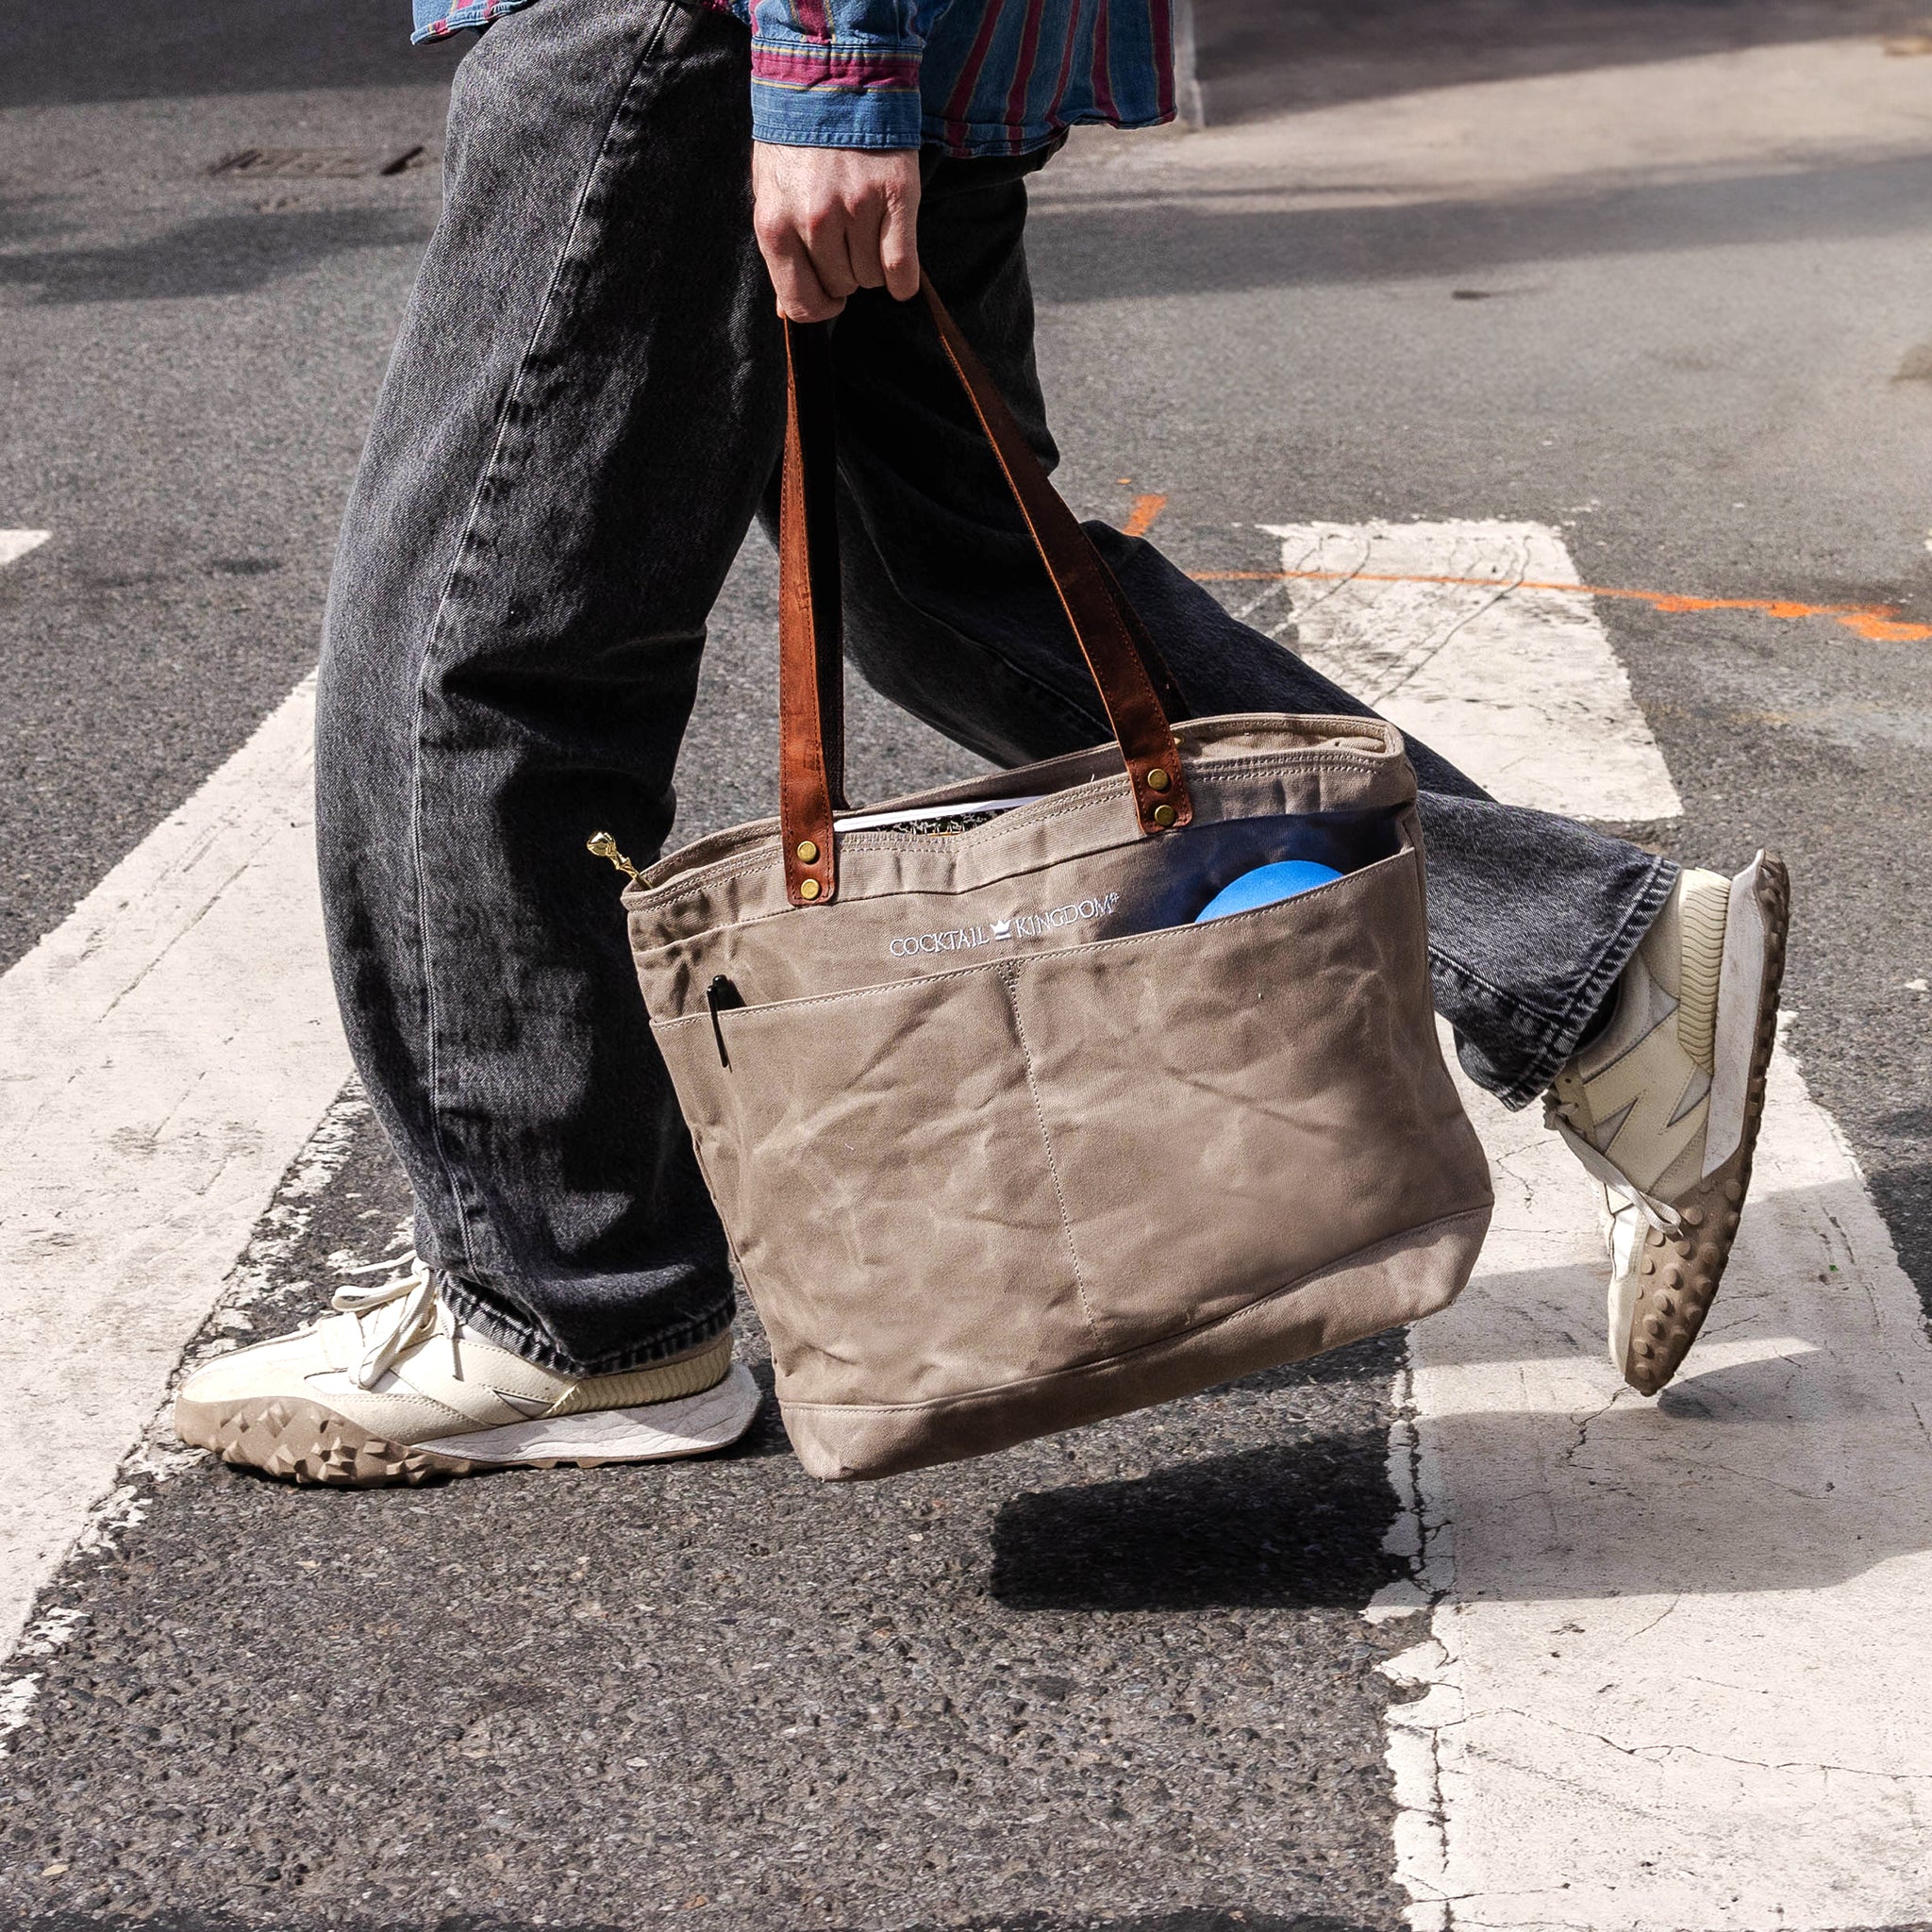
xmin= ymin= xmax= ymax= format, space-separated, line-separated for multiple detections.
xmin=991 ymin=1429 xmax=1407 ymax=1612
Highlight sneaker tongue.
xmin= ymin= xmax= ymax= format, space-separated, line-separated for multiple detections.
xmin=318 ymin=1303 xmax=375 ymax=1374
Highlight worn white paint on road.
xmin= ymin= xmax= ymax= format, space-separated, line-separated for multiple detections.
xmin=1251 ymin=521 xmax=1683 ymax=822
xmin=1291 ymin=515 xmax=1932 ymax=1924
xmin=0 ymin=675 xmax=349 ymax=1657
xmin=1196 ymin=512 xmax=1916 ymax=1915
xmin=0 ymin=530 xmax=52 ymax=568
xmin=1378 ymin=1043 xmax=1932 ymax=1930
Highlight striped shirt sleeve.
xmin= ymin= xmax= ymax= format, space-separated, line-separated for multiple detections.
xmin=746 ymin=0 xmax=925 ymax=148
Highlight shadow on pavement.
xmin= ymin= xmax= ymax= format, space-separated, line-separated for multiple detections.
xmin=1030 ymin=151 xmax=1932 ymax=305
xmin=991 ymin=1431 xmax=1399 ymax=1611
xmin=3 ymin=0 xmax=1907 ymax=119
xmin=1868 ymin=1159 xmax=1932 ymax=1325
xmin=0 ymin=206 xmax=437 ymax=304
xmin=0 ymin=1090 xmax=1415 ymax=1930
xmin=0 ymin=0 xmax=463 ymax=108
xmin=6 ymin=1914 xmax=1390 ymax=1932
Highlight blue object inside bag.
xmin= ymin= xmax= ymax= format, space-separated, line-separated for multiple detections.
xmin=1194 ymin=859 xmax=1344 ymax=923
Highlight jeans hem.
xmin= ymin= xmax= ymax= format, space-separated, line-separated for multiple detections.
xmin=437 ymin=1274 xmax=739 ymax=1377
xmin=1450 ymin=852 xmax=1680 ymax=1111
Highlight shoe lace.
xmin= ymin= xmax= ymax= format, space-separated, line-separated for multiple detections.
xmin=331 ymin=1253 xmax=450 ymax=1391
xmin=1542 ymin=1091 xmax=1684 ymax=1235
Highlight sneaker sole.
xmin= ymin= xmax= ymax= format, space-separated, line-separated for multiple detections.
xmin=175 ymin=1362 xmax=762 ymax=1489
xmin=1617 ymin=851 xmax=1790 ymax=1395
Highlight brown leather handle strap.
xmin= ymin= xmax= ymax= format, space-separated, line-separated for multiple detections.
xmin=1097 ymin=548 xmax=1190 ymax=725
xmin=777 ymin=320 xmax=846 ymax=907
xmin=917 ymin=283 xmax=1193 ymax=810
xmin=777 ymin=284 xmax=1192 ymax=908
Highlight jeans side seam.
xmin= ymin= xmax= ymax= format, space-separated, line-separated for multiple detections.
xmin=853 ymin=532 xmax=1117 ymax=760
xmin=403 ymin=0 xmax=684 ymax=1274
xmin=991 ymin=644 xmax=1116 ymax=750
xmin=946 ymin=574 xmax=1166 ymax=766
xmin=1428 ymin=944 xmax=1572 ymax=1029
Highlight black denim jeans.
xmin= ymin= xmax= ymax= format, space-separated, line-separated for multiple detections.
xmin=316 ymin=0 xmax=1674 ymax=1374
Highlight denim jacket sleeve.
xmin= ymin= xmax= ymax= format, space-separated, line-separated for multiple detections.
xmin=747 ymin=0 xmax=925 ymax=150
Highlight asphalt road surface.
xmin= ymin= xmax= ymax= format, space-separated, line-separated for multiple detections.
xmin=3 ymin=1 xmax=1931 ymax=1928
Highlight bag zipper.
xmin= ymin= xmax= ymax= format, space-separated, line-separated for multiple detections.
xmin=586 ymin=830 xmax=641 ymax=882
xmin=593 ymin=833 xmax=741 ymax=1068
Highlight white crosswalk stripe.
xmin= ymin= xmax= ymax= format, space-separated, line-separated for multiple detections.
xmin=1383 ymin=1046 xmax=1932 ymax=1931
xmin=1255 ymin=521 xmax=1683 ymax=821
xmin=1278 ymin=523 xmax=1932 ymax=1928
xmin=0 ymin=676 xmax=347 ymax=1657
xmin=0 ymin=531 xmax=51 ymax=569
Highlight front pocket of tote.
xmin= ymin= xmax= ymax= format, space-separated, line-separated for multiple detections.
xmin=654 ymin=966 xmax=1103 ymax=1410
xmin=1006 ymin=847 xmax=1483 ymax=1352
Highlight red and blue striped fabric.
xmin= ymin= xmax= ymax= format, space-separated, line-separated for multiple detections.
xmin=411 ymin=0 xmax=1176 ymax=158
xmin=920 ymin=0 xmax=1175 ymax=158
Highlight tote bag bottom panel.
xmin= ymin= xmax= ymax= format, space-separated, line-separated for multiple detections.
xmin=776 ymin=1203 xmax=1492 ymax=1481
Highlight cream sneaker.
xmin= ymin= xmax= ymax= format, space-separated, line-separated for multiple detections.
xmin=175 ymin=1259 xmax=759 ymax=1487
xmin=1546 ymin=852 xmax=1790 ymax=1396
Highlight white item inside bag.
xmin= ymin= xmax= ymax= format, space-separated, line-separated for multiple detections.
xmin=834 ymin=795 xmax=1046 ymax=835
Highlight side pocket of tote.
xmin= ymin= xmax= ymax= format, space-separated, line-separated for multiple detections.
xmin=1008 ymin=841 xmax=1491 ymax=1353
xmin=652 ymin=963 xmax=1102 ymax=1412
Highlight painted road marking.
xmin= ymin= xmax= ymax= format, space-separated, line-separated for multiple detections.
xmin=0 ymin=676 xmax=349 ymax=1658
xmin=1199 ymin=565 xmax=1932 ymax=646
xmin=1241 ymin=522 xmax=1684 ymax=821
xmin=1263 ymin=516 xmax=1932 ymax=1924
xmin=0 ymin=531 xmax=51 ymax=568
xmin=1377 ymin=1041 xmax=1932 ymax=1930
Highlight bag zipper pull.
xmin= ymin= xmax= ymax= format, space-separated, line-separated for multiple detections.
xmin=707 ymin=974 xmax=745 ymax=1069
xmin=586 ymin=830 xmax=641 ymax=883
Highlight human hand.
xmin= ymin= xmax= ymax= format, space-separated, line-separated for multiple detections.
xmin=751 ymin=142 xmax=922 ymax=323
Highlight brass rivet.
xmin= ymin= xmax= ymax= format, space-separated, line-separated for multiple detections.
xmin=799 ymin=876 xmax=822 ymax=901
xmin=1146 ymin=767 xmax=1172 ymax=792
xmin=796 ymin=839 xmax=819 ymax=864
xmin=1152 ymin=803 xmax=1176 ymax=828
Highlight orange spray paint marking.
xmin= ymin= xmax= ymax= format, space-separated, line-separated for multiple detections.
xmin=1190 ymin=568 xmax=1932 ymax=643
xmin=1123 ymin=493 xmax=1168 ymax=539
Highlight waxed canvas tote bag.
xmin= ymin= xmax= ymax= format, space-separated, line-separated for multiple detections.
xmin=616 ymin=287 xmax=1494 ymax=1481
